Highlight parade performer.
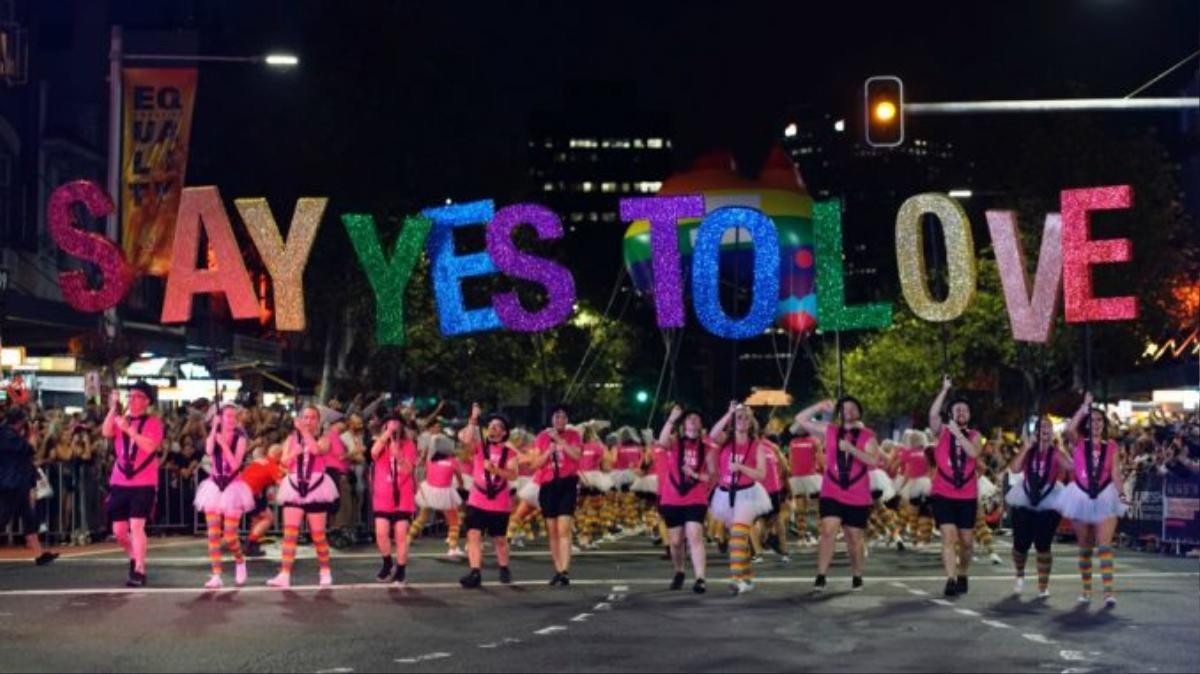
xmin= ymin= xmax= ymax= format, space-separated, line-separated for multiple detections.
xmin=235 ymin=444 xmax=286 ymax=558
xmin=1058 ymin=393 xmax=1128 ymax=608
xmin=928 ymin=377 xmax=984 ymax=597
xmin=655 ymin=405 xmax=711 ymax=593
xmin=892 ymin=430 xmax=934 ymax=549
xmin=409 ymin=433 xmax=465 ymax=559
xmin=1005 ymin=415 xmax=1066 ymax=598
xmin=785 ymin=423 xmax=823 ymax=546
xmin=101 ymin=381 xmax=163 ymax=587
xmin=794 ymin=397 xmax=882 ymax=591
xmin=195 ymin=404 xmax=251 ymax=589
xmin=529 ymin=404 xmax=583 ymax=586
xmin=575 ymin=424 xmax=613 ymax=549
xmin=268 ymin=405 xmax=339 ymax=588
xmin=371 ymin=416 xmax=418 ymax=584
xmin=458 ymin=404 xmax=520 ymax=588
xmin=707 ymin=402 xmax=772 ymax=595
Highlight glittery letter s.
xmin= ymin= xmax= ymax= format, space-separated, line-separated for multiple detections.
xmin=47 ymin=180 xmax=135 ymax=312
xmin=486 ymin=204 xmax=576 ymax=332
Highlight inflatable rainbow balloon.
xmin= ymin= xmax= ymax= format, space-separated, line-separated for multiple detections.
xmin=622 ymin=147 xmax=817 ymax=334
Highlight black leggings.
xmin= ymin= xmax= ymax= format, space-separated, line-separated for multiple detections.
xmin=1011 ymin=506 xmax=1061 ymax=554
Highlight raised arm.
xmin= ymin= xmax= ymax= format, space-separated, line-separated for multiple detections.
xmin=929 ymin=375 xmax=952 ymax=436
xmin=793 ymin=400 xmax=833 ymax=438
xmin=1065 ymin=392 xmax=1094 ymax=445
xmin=658 ymin=405 xmax=682 ymax=447
xmin=708 ymin=401 xmax=739 ymax=447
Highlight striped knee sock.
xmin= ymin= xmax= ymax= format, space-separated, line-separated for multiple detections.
xmin=729 ymin=523 xmax=752 ymax=582
xmin=280 ymin=525 xmax=300 ymax=574
xmin=313 ymin=530 xmax=331 ymax=571
xmin=917 ymin=516 xmax=934 ymax=544
xmin=1078 ymin=546 xmax=1094 ymax=595
xmin=795 ymin=498 xmax=809 ymax=537
xmin=205 ymin=515 xmax=223 ymax=576
xmin=1012 ymin=550 xmax=1028 ymax=578
xmin=446 ymin=518 xmax=461 ymax=548
xmin=1097 ymin=545 xmax=1114 ymax=597
xmin=408 ymin=510 xmax=426 ymax=543
xmin=1036 ymin=551 xmax=1053 ymax=592
xmin=223 ymin=516 xmax=244 ymax=564
xmin=884 ymin=509 xmax=901 ymax=539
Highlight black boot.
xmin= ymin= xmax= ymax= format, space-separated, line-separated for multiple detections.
xmin=392 ymin=564 xmax=406 ymax=584
xmin=376 ymin=556 xmax=394 ymax=582
xmin=498 ymin=566 xmax=512 ymax=584
xmin=944 ymin=578 xmax=959 ymax=597
xmin=692 ymin=578 xmax=707 ymax=594
xmin=460 ymin=568 xmax=482 ymax=589
xmin=670 ymin=571 xmax=685 ymax=590
xmin=35 ymin=552 xmax=59 ymax=566
xmin=956 ymin=575 xmax=969 ymax=595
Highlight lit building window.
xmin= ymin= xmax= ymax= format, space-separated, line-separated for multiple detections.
xmin=621 ymin=182 xmax=631 ymax=192
xmin=647 ymin=138 xmax=663 ymax=149
xmin=616 ymin=139 xmax=631 ymax=149
xmin=633 ymin=139 xmax=645 ymax=148
xmin=635 ymin=181 xmax=662 ymax=193
xmin=554 ymin=152 xmax=567 ymax=162
xmin=571 ymin=212 xmax=585 ymax=222
xmin=601 ymin=212 xmax=617 ymax=222
xmin=543 ymin=182 xmax=554 ymax=192
xmin=601 ymin=182 xmax=617 ymax=193
xmin=601 ymin=139 xmax=612 ymax=148
xmin=544 ymin=139 xmax=553 ymax=148
xmin=581 ymin=181 xmax=594 ymax=192
xmin=589 ymin=212 xmax=599 ymax=222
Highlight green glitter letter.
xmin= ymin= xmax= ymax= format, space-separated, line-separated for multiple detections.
xmin=814 ymin=199 xmax=892 ymax=332
xmin=342 ymin=213 xmax=433 ymax=346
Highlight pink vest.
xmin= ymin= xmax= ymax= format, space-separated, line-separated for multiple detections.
xmin=762 ymin=446 xmax=782 ymax=493
xmin=899 ymin=447 xmax=930 ymax=479
xmin=109 ymin=415 xmax=163 ymax=488
xmin=819 ymin=425 xmax=874 ymax=507
xmin=656 ymin=437 xmax=710 ymax=507
xmin=534 ymin=429 xmax=581 ymax=484
xmin=424 ymin=455 xmax=457 ymax=488
xmin=932 ymin=427 xmax=980 ymax=500
xmin=467 ymin=442 xmax=514 ymax=513
xmin=372 ymin=440 xmax=416 ymax=513
xmin=1072 ymin=439 xmax=1115 ymax=498
xmin=578 ymin=442 xmax=605 ymax=472
xmin=324 ymin=431 xmax=349 ymax=473
xmin=717 ymin=438 xmax=760 ymax=490
xmin=789 ymin=437 xmax=817 ymax=476
xmin=614 ymin=444 xmax=644 ymax=470
xmin=1020 ymin=443 xmax=1063 ymax=507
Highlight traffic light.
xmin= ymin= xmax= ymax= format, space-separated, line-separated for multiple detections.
xmin=635 ymin=389 xmax=650 ymax=405
xmin=864 ymin=76 xmax=904 ymax=147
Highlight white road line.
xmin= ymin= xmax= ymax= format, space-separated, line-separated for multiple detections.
xmin=315 ymin=668 xmax=355 ymax=673
xmin=534 ymin=626 xmax=567 ymax=635
xmin=930 ymin=599 xmax=955 ymax=607
xmin=954 ymin=608 xmax=982 ymax=617
xmin=606 ymin=594 xmax=626 ymax=601
xmin=981 ymin=620 xmax=1012 ymax=629
xmin=889 ymin=582 xmax=909 ymax=589
xmin=1023 ymin=634 xmax=1055 ymax=645
xmin=593 ymin=602 xmax=612 ymax=611
xmin=570 ymin=613 xmax=593 ymax=622
xmin=612 ymin=585 xmax=630 ymax=592
xmin=907 ymin=589 xmax=929 ymax=596
xmin=395 ymin=653 xmax=450 ymax=664
xmin=1059 ymin=650 xmax=1091 ymax=662
xmin=478 ymin=643 xmax=498 ymax=649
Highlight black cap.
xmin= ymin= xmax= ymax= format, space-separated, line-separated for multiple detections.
xmin=126 ymin=380 xmax=156 ymax=402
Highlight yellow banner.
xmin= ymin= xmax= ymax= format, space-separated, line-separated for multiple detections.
xmin=121 ymin=68 xmax=197 ymax=276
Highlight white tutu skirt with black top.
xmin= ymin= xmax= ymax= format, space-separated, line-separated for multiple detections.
xmin=709 ymin=482 xmax=773 ymax=526
xmin=631 ymin=473 xmax=659 ymax=494
xmin=1056 ymin=482 xmax=1127 ymax=524
xmin=218 ymin=480 xmax=257 ymax=515
xmin=416 ymin=482 xmax=463 ymax=511
xmin=869 ymin=469 xmax=896 ymax=502
xmin=276 ymin=474 xmax=339 ymax=506
xmin=1004 ymin=473 xmax=1064 ymax=512
xmin=517 ymin=480 xmax=541 ymax=507
xmin=788 ymin=474 xmax=822 ymax=497
xmin=579 ymin=470 xmax=615 ymax=493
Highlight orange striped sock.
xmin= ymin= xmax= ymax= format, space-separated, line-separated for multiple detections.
xmin=313 ymin=531 xmax=331 ymax=571
xmin=223 ymin=516 xmax=244 ymax=564
xmin=281 ymin=525 xmax=300 ymax=574
xmin=205 ymin=516 xmax=223 ymax=576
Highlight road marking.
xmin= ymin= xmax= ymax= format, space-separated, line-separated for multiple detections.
xmin=1061 ymin=669 xmax=1092 ymax=674
xmin=907 ymin=589 xmax=929 ymax=596
xmin=889 ymin=582 xmax=909 ymax=589
xmin=612 ymin=585 xmax=630 ymax=592
xmin=534 ymin=626 xmax=567 ymax=635
xmin=606 ymin=594 xmax=626 ymax=601
xmin=570 ymin=613 xmax=593 ymax=622
xmin=981 ymin=620 xmax=1012 ymax=629
xmin=954 ymin=608 xmax=982 ymax=617
xmin=316 ymin=668 xmax=354 ymax=673
xmin=1059 ymin=651 xmax=1091 ymax=662
xmin=1023 ymin=634 xmax=1055 ymax=645
xmin=593 ymin=602 xmax=612 ymax=611
xmin=395 ymin=653 xmax=450 ymax=664
xmin=930 ymin=599 xmax=955 ymax=607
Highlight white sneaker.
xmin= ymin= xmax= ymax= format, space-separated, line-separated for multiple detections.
xmin=989 ymin=552 xmax=1003 ymax=565
xmin=1037 ymin=588 xmax=1051 ymax=599
xmin=736 ymin=580 xmax=755 ymax=595
xmin=204 ymin=574 xmax=223 ymax=590
xmin=512 ymin=536 xmax=526 ymax=549
xmin=1077 ymin=593 xmax=1092 ymax=604
xmin=1013 ymin=577 xmax=1025 ymax=595
xmin=751 ymin=555 xmax=764 ymax=564
xmin=235 ymin=562 xmax=247 ymax=587
xmin=779 ymin=555 xmax=791 ymax=564
xmin=319 ymin=569 xmax=333 ymax=587
xmin=446 ymin=547 xmax=465 ymax=560
xmin=266 ymin=572 xmax=290 ymax=588
xmin=1103 ymin=595 xmax=1116 ymax=608
xmin=571 ymin=544 xmax=582 ymax=554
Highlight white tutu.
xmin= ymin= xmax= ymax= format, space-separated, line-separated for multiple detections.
xmin=631 ymin=474 xmax=659 ymax=494
xmin=709 ymin=482 xmax=773 ymax=525
xmin=218 ymin=480 xmax=257 ymax=515
xmin=276 ymin=475 xmax=339 ymax=506
xmin=579 ymin=470 xmax=615 ymax=492
xmin=416 ymin=482 xmax=463 ymax=511
xmin=510 ymin=475 xmax=531 ymax=493
xmin=459 ymin=474 xmax=473 ymax=492
xmin=610 ymin=469 xmax=637 ymax=488
xmin=1056 ymin=482 xmax=1127 ymax=524
xmin=1004 ymin=474 xmax=1063 ymax=512
xmin=869 ymin=469 xmax=897 ymax=502
xmin=894 ymin=476 xmax=932 ymax=502
xmin=193 ymin=478 xmax=227 ymax=513
xmin=977 ymin=475 xmax=998 ymax=503
xmin=789 ymin=475 xmax=822 ymax=496
xmin=517 ymin=480 xmax=541 ymax=506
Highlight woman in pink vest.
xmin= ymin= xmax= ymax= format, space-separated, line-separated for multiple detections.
xmin=529 ymin=404 xmax=583 ymax=587
xmin=268 ymin=405 xmax=339 ymax=588
xmin=655 ymin=405 xmax=712 ymax=594
xmin=458 ymin=404 xmax=520 ymax=589
xmin=785 ymin=425 xmax=823 ymax=545
xmin=794 ymin=396 xmax=882 ymax=591
xmin=707 ymin=402 xmax=772 ymax=596
xmin=195 ymin=404 xmax=251 ymax=589
xmin=410 ymin=433 xmax=465 ymax=559
xmin=892 ymin=429 xmax=934 ymax=549
xmin=1058 ymin=393 xmax=1127 ymax=608
xmin=101 ymin=381 xmax=163 ymax=588
xmin=928 ymin=376 xmax=984 ymax=598
xmin=1005 ymin=415 xmax=1068 ymax=598
xmin=370 ymin=416 xmax=417 ymax=584
xmin=576 ymin=424 xmax=613 ymax=549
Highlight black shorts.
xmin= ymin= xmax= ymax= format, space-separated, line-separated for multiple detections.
xmin=538 ymin=477 xmax=579 ymax=519
xmin=107 ymin=485 xmax=156 ymax=522
xmin=931 ymin=496 xmax=978 ymax=530
xmin=465 ymin=506 xmax=509 ymax=537
xmin=248 ymin=495 xmax=271 ymax=518
xmin=0 ymin=488 xmax=39 ymax=534
xmin=282 ymin=502 xmax=334 ymax=515
xmin=659 ymin=504 xmax=707 ymax=528
xmin=818 ymin=497 xmax=870 ymax=529
xmin=374 ymin=511 xmax=413 ymax=525
xmin=768 ymin=490 xmax=785 ymax=518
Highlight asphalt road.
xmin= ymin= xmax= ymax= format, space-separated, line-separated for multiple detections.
xmin=0 ymin=534 xmax=1195 ymax=673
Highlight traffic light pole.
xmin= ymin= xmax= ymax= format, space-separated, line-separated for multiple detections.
xmin=907 ymin=97 xmax=1197 ymax=114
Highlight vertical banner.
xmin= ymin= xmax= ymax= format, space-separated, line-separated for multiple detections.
xmin=121 ymin=68 xmax=198 ymax=276
xmin=1162 ymin=471 xmax=1200 ymax=545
